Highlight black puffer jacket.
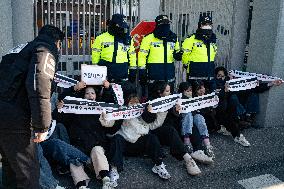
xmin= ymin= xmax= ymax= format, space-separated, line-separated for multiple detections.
xmin=0 ymin=34 xmax=59 ymax=133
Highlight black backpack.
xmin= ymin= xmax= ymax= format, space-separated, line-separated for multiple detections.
xmin=0 ymin=43 xmax=33 ymax=101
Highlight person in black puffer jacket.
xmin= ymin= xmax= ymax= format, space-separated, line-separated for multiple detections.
xmin=0 ymin=25 xmax=64 ymax=189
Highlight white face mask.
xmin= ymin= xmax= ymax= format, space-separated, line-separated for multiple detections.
xmin=201 ymin=25 xmax=212 ymax=30
xmin=183 ymin=90 xmax=192 ymax=98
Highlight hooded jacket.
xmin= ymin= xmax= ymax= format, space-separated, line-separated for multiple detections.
xmin=0 ymin=34 xmax=59 ymax=133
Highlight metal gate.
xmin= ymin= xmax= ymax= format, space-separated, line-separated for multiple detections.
xmin=160 ymin=0 xmax=236 ymax=83
xmin=34 ymin=0 xmax=140 ymax=78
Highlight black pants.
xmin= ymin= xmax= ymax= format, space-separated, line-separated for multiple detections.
xmin=151 ymin=125 xmax=187 ymax=161
xmin=215 ymin=97 xmax=241 ymax=138
xmin=109 ymin=134 xmax=163 ymax=172
xmin=0 ymin=132 xmax=40 ymax=189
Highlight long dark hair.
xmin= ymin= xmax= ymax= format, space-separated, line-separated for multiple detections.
xmin=149 ymin=81 xmax=170 ymax=99
xmin=191 ymin=80 xmax=205 ymax=97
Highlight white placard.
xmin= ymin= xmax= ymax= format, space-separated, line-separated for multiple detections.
xmin=81 ymin=65 xmax=107 ymax=85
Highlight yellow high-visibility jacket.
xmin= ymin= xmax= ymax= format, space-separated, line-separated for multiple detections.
xmin=138 ymin=33 xmax=180 ymax=81
xmin=91 ymin=32 xmax=136 ymax=80
xmin=182 ymin=34 xmax=217 ymax=75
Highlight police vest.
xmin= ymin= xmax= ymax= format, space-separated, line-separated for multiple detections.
xmin=182 ymin=34 xmax=217 ymax=75
xmin=138 ymin=33 xmax=180 ymax=81
xmin=91 ymin=32 xmax=136 ymax=81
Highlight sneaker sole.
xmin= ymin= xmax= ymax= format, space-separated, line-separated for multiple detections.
xmin=152 ymin=167 xmax=171 ymax=180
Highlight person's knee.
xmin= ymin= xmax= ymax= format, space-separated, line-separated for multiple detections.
xmin=91 ymin=146 xmax=104 ymax=154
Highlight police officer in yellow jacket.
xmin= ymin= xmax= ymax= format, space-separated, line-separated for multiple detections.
xmin=91 ymin=14 xmax=136 ymax=83
xmin=182 ymin=15 xmax=217 ymax=80
xmin=138 ymin=15 xmax=182 ymax=94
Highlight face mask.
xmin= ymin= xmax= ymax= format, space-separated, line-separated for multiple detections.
xmin=184 ymin=92 xmax=192 ymax=98
xmin=201 ymin=25 xmax=212 ymax=30
xmin=154 ymin=24 xmax=170 ymax=39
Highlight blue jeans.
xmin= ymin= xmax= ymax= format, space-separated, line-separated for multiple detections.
xmin=41 ymin=139 xmax=90 ymax=167
xmin=49 ymin=123 xmax=70 ymax=144
xmin=181 ymin=113 xmax=209 ymax=137
xmin=38 ymin=144 xmax=58 ymax=189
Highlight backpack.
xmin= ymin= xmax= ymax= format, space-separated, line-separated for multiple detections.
xmin=0 ymin=43 xmax=32 ymax=101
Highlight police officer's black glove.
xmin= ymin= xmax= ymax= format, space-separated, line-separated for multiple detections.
xmin=139 ymin=69 xmax=147 ymax=86
xmin=128 ymin=69 xmax=137 ymax=83
xmin=173 ymin=50 xmax=183 ymax=61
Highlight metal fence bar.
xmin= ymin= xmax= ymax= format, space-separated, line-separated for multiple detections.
xmin=82 ymin=0 xmax=86 ymax=62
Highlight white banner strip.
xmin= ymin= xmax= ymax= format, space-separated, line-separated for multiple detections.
xmin=226 ymin=76 xmax=258 ymax=92
xmin=105 ymin=104 xmax=146 ymax=120
xmin=179 ymin=93 xmax=219 ymax=113
xmin=229 ymin=70 xmax=283 ymax=82
xmin=148 ymin=94 xmax=182 ymax=113
xmin=54 ymin=73 xmax=79 ymax=88
xmin=111 ymin=83 xmax=124 ymax=106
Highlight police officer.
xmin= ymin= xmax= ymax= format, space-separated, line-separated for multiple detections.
xmin=138 ymin=15 xmax=182 ymax=95
xmin=182 ymin=15 xmax=217 ymax=82
xmin=0 ymin=25 xmax=64 ymax=188
xmin=91 ymin=14 xmax=136 ymax=84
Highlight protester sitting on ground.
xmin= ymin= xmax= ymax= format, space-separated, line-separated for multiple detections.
xmin=53 ymin=81 xmax=116 ymax=189
xmin=105 ymin=93 xmax=170 ymax=187
xmin=232 ymin=74 xmax=283 ymax=129
xmin=148 ymin=81 xmax=201 ymax=176
xmin=210 ymin=67 xmax=251 ymax=147
xmin=178 ymin=82 xmax=214 ymax=164
xmin=190 ymin=80 xmax=216 ymax=156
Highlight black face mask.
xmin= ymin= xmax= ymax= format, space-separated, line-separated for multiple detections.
xmin=153 ymin=24 xmax=170 ymax=39
xmin=109 ymin=24 xmax=127 ymax=39
xmin=196 ymin=28 xmax=213 ymax=39
xmin=216 ymin=78 xmax=226 ymax=88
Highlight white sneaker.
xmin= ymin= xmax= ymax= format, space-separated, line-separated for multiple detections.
xmin=185 ymin=157 xmax=201 ymax=176
xmin=234 ymin=134 xmax=251 ymax=147
xmin=217 ymin=125 xmax=231 ymax=136
xmin=152 ymin=162 xmax=171 ymax=179
xmin=191 ymin=150 xmax=213 ymax=164
xmin=55 ymin=185 xmax=66 ymax=189
xmin=78 ymin=186 xmax=89 ymax=189
xmin=102 ymin=176 xmax=114 ymax=189
xmin=109 ymin=167 xmax=119 ymax=187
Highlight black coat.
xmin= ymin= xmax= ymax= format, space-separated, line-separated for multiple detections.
xmin=0 ymin=34 xmax=59 ymax=133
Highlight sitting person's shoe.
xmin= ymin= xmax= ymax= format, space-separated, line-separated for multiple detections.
xmin=234 ymin=134 xmax=251 ymax=147
xmin=217 ymin=125 xmax=231 ymax=136
xmin=185 ymin=144 xmax=193 ymax=154
xmin=102 ymin=176 xmax=114 ymax=189
xmin=109 ymin=167 xmax=119 ymax=187
xmin=78 ymin=186 xmax=89 ymax=189
xmin=204 ymin=145 xmax=215 ymax=158
xmin=152 ymin=162 xmax=171 ymax=179
xmin=191 ymin=150 xmax=213 ymax=164
xmin=185 ymin=157 xmax=201 ymax=176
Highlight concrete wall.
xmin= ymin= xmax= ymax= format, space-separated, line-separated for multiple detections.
xmin=139 ymin=0 xmax=160 ymax=21
xmin=0 ymin=0 xmax=13 ymax=61
xmin=11 ymin=0 xmax=34 ymax=46
xmin=247 ymin=0 xmax=284 ymax=127
xmin=230 ymin=0 xmax=250 ymax=70
xmin=0 ymin=0 xmax=34 ymax=62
